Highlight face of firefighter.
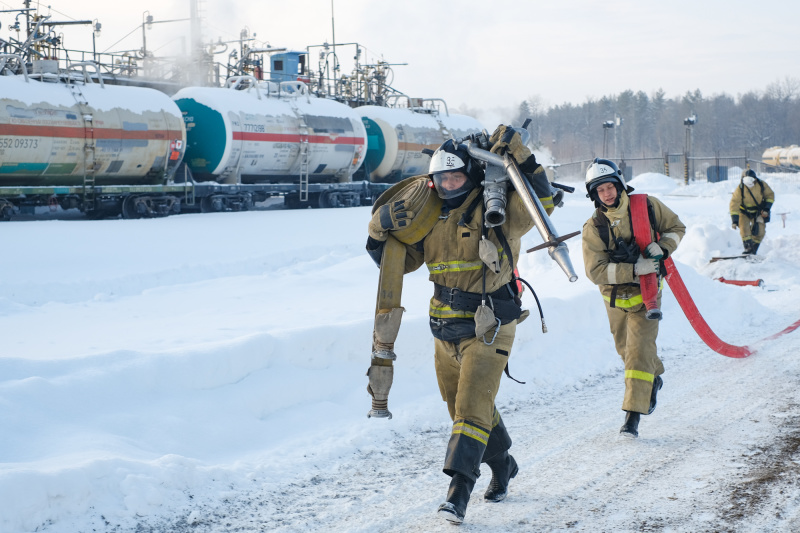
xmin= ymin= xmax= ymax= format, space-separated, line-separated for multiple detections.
xmin=596 ymin=181 xmax=619 ymax=206
xmin=743 ymin=176 xmax=755 ymax=188
xmin=439 ymin=171 xmax=467 ymax=190
xmin=432 ymin=170 xmax=473 ymax=199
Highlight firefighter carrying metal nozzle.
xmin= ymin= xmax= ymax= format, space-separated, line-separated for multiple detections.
xmin=364 ymin=124 xmax=572 ymax=525
xmin=460 ymin=126 xmax=581 ymax=283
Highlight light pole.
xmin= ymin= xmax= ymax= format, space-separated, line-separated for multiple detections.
xmin=602 ymin=120 xmax=614 ymax=158
xmin=141 ymin=11 xmax=153 ymax=59
xmin=683 ymin=114 xmax=697 ymax=184
xmin=140 ymin=11 xmax=191 ymax=79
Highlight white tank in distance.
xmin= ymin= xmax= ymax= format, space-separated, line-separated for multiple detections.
xmin=782 ymin=145 xmax=800 ymax=169
xmin=761 ymin=146 xmax=782 ymax=167
xmin=358 ymin=104 xmax=484 ymax=183
xmin=0 ymin=74 xmax=185 ymax=186
xmin=172 ymin=81 xmax=368 ymax=184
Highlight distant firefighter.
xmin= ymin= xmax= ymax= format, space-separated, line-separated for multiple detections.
xmin=730 ymin=169 xmax=775 ymax=255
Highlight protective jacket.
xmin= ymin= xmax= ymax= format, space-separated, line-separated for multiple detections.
xmin=400 ymin=186 xmax=550 ymax=324
xmin=729 ymin=177 xmax=775 ymax=221
xmin=582 ymin=192 xmax=685 ymax=310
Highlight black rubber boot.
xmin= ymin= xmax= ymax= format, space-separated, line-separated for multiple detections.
xmin=647 ymin=375 xmax=663 ymax=415
xmin=620 ymin=411 xmax=640 ymax=438
xmin=751 ymin=241 xmax=761 ymax=255
xmin=743 ymin=241 xmax=754 ymax=255
xmin=437 ymin=473 xmax=476 ymax=525
xmin=484 ymin=452 xmax=519 ymax=502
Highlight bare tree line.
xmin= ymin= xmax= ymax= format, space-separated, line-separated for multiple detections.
xmin=512 ymin=77 xmax=800 ymax=164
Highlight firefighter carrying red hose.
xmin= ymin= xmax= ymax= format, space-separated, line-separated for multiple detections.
xmin=581 ymin=159 xmax=686 ymax=438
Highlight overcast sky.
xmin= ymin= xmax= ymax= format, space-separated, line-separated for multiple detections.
xmin=5 ymin=0 xmax=799 ymax=117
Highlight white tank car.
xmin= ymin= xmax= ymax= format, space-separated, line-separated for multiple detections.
xmin=358 ymin=105 xmax=484 ymax=183
xmin=0 ymin=74 xmax=185 ymax=186
xmin=779 ymin=145 xmax=800 ymax=169
xmin=172 ymin=80 xmax=368 ymax=184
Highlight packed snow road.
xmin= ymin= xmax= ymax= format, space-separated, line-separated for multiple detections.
xmin=1 ymin=173 xmax=798 ymax=532
xmin=144 ymin=334 xmax=800 ymax=533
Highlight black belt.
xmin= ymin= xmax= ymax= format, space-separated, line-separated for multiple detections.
xmin=433 ymin=283 xmax=521 ymax=321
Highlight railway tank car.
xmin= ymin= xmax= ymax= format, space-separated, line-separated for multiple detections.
xmin=761 ymin=145 xmax=800 ymax=170
xmin=0 ymin=70 xmax=185 ymax=187
xmin=172 ymin=77 xmax=367 ymax=185
xmin=358 ymin=100 xmax=484 ymax=183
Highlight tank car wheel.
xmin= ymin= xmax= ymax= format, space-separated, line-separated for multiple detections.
xmin=122 ymin=195 xmax=142 ymax=219
xmin=200 ymin=195 xmax=225 ymax=213
xmin=318 ymin=190 xmax=333 ymax=209
xmin=0 ymin=201 xmax=14 ymax=221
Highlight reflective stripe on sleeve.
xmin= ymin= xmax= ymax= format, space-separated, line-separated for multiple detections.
xmin=625 ymin=369 xmax=655 ymax=383
xmin=661 ymin=232 xmax=682 ymax=248
xmin=607 ymin=263 xmax=619 ymax=285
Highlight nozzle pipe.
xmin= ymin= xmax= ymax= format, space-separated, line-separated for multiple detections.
xmin=464 ymin=144 xmax=579 ymax=282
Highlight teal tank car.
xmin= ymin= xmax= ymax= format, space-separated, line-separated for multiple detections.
xmin=173 ymin=77 xmax=367 ymax=184
xmin=359 ymin=99 xmax=484 ymax=183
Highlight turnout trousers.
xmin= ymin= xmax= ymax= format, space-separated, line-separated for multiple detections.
xmin=738 ymin=213 xmax=766 ymax=245
xmin=434 ymin=321 xmax=516 ymax=481
xmin=605 ymin=297 xmax=665 ymax=414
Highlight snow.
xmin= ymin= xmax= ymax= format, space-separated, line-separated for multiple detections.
xmin=0 ymin=75 xmax=181 ymax=116
xmin=1 ymin=173 xmax=799 ymax=532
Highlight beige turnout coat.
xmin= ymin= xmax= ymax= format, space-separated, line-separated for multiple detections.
xmin=402 ymin=186 xmax=550 ymax=319
xmin=582 ymin=193 xmax=684 ymax=309
xmin=729 ymin=178 xmax=775 ymax=244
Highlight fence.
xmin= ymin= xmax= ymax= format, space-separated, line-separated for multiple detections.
xmin=549 ymin=154 xmax=797 ymax=185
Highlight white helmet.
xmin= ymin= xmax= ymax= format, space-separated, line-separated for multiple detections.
xmin=585 ymin=158 xmax=630 ymax=197
xmin=428 ymin=139 xmax=483 ymax=199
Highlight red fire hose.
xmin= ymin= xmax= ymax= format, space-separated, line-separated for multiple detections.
xmin=630 ymin=194 xmax=661 ymax=320
xmin=715 ymin=277 xmax=764 ymax=287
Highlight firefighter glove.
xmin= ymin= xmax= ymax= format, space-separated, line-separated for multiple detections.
xmin=634 ymin=255 xmax=660 ymax=276
xmin=761 ymin=210 xmax=770 ymax=222
xmin=368 ymin=200 xmax=415 ymax=241
xmin=643 ymin=242 xmax=664 ymax=260
xmin=731 ymin=214 xmax=739 ymax=229
xmin=489 ymin=125 xmax=531 ymax=164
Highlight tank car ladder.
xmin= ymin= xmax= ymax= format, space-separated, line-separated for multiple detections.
xmin=67 ymin=81 xmax=98 ymax=213
xmin=434 ymin=116 xmax=451 ymax=145
xmin=298 ymin=123 xmax=310 ymax=202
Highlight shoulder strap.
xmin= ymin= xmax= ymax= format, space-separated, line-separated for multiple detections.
xmin=493 ymin=224 xmax=514 ymax=271
xmin=646 ymin=197 xmax=657 ymax=229
xmin=458 ymin=191 xmax=484 ymax=227
xmin=593 ymin=207 xmax=611 ymax=250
